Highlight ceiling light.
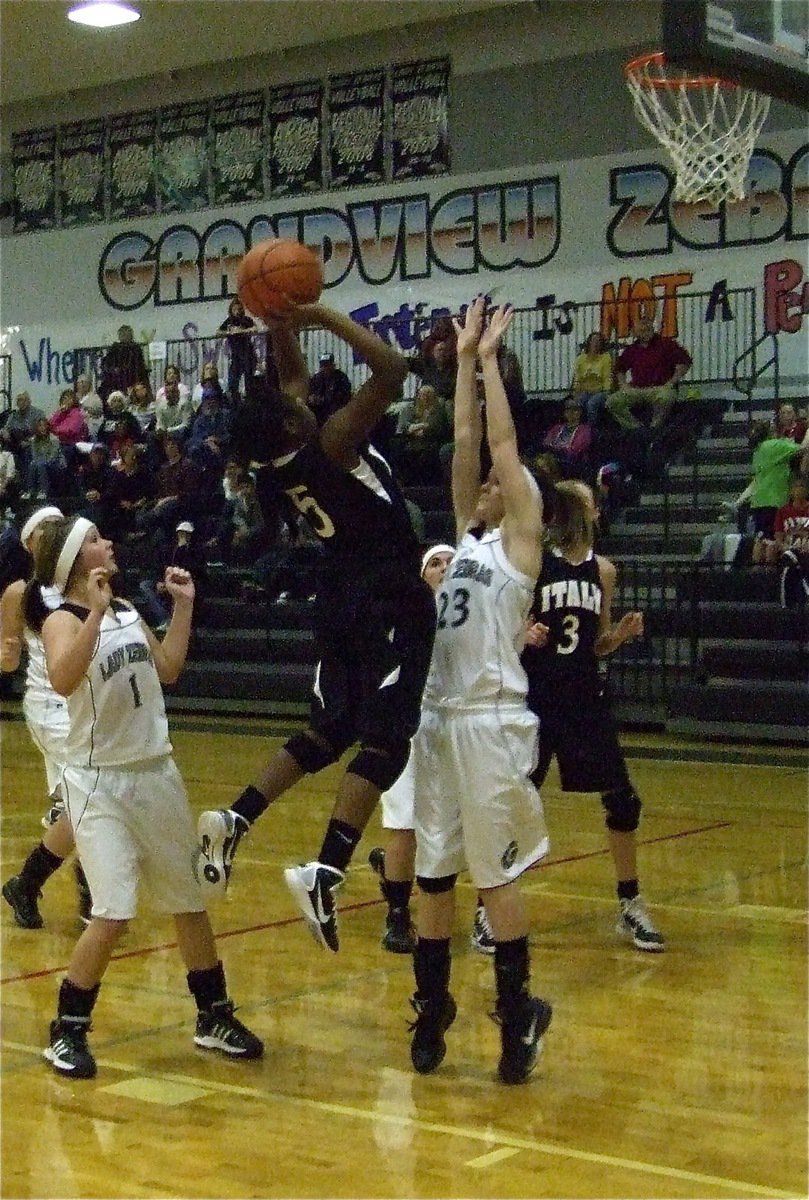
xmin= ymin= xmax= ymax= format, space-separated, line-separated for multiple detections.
xmin=67 ymin=2 xmax=140 ymax=28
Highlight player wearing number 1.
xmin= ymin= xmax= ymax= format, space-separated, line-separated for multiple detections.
xmin=194 ymin=302 xmax=437 ymax=953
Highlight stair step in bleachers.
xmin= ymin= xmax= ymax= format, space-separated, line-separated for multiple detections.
xmin=668 ymin=678 xmax=809 ymax=729
xmin=172 ymin=659 xmax=314 ymax=703
xmin=700 ymin=638 xmax=808 ymax=680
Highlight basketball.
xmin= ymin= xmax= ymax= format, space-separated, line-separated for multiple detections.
xmin=236 ymin=238 xmax=323 ymax=319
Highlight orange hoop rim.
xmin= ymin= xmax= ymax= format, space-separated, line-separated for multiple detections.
xmin=624 ymin=50 xmax=739 ymax=90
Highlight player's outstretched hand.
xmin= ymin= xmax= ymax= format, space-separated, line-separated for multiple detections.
xmin=478 ymin=304 xmax=515 ymax=360
xmin=163 ymin=567 xmax=195 ymax=606
xmin=615 ymin=611 xmax=644 ymax=642
xmin=452 ymin=295 xmax=486 ymax=358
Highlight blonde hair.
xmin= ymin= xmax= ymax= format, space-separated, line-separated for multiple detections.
xmin=549 ymin=481 xmax=597 ymax=553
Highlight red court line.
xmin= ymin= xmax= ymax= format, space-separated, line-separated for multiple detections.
xmin=0 ymin=820 xmax=733 ymax=985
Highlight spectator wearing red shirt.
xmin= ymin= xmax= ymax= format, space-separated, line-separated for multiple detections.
xmin=605 ymin=317 xmax=692 ymax=431
xmin=773 ymin=402 xmax=808 ymax=444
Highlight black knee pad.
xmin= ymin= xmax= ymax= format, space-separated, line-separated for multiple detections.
xmin=346 ymin=740 xmax=410 ymax=792
xmin=601 ymin=785 xmax=642 ymax=832
xmin=416 ymin=873 xmax=457 ymax=894
xmin=284 ymin=732 xmax=341 ymax=775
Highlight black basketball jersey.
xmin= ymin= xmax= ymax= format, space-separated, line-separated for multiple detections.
xmin=523 ymin=547 xmax=604 ymax=702
xmin=255 ymin=437 xmax=419 ymax=573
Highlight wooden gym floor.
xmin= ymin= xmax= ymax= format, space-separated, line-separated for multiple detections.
xmin=1 ymin=712 xmax=806 ymax=1200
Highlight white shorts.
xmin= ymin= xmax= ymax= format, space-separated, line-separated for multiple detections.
xmin=62 ymin=756 xmax=204 ymax=921
xmin=24 ymin=693 xmax=70 ymax=798
xmin=380 ymin=748 xmax=415 ymax=830
xmin=413 ymin=705 xmax=549 ymax=889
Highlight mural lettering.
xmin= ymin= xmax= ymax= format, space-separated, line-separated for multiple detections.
xmin=764 ymin=258 xmax=809 ymax=334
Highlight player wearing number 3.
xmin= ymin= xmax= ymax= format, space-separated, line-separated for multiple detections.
xmin=25 ymin=516 xmax=263 ymax=1078
xmin=195 ymin=303 xmax=436 ymax=954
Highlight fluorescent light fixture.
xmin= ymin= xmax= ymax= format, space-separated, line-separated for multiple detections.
xmin=67 ymin=2 xmax=140 ymax=28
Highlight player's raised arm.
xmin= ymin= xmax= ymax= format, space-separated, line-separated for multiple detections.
xmin=478 ymin=305 xmax=542 ymax=578
xmin=266 ymin=314 xmax=311 ymax=404
xmin=450 ymin=296 xmax=485 ymax=539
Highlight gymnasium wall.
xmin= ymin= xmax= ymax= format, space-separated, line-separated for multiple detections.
xmin=1 ymin=2 xmax=806 ymax=403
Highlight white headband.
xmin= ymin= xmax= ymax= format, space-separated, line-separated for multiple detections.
xmin=421 ymin=543 xmax=455 ymax=577
xmin=53 ymin=518 xmax=94 ymax=591
xmin=20 ymin=506 xmax=63 ymax=550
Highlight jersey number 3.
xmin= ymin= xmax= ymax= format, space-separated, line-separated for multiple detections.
xmin=557 ymin=613 xmax=579 ymax=654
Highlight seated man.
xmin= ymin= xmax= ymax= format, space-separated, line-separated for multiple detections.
xmin=605 ymin=317 xmax=691 ymax=432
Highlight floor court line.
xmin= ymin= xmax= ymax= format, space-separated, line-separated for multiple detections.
xmin=0 ymin=1039 xmax=798 ymax=1200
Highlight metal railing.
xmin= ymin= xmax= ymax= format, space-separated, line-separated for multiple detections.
xmin=0 ymin=354 xmax=11 ymax=411
xmin=732 ymin=330 xmax=780 ymax=417
xmin=71 ymin=287 xmax=756 ymax=400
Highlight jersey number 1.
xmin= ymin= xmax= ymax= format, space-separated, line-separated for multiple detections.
xmin=128 ymin=673 xmax=143 ymax=709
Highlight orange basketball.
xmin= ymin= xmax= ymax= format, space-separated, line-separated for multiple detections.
xmin=237 ymin=238 xmax=323 ymax=319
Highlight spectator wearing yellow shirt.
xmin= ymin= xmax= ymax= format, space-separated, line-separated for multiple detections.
xmin=571 ymin=333 xmax=613 ymax=425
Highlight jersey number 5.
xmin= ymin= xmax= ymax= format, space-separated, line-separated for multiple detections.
xmin=285 ymin=485 xmax=336 ymax=538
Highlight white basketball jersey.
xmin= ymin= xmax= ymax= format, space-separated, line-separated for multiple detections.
xmin=425 ymin=528 xmax=535 ymax=710
xmin=24 ymin=585 xmax=63 ymax=705
xmin=62 ymin=602 xmax=171 ymax=768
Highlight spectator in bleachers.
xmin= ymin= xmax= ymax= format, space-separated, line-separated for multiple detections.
xmin=775 ymin=476 xmax=809 ymax=608
xmin=605 ymin=317 xmax=691 ymax=432
xmin=107 ymin=442 xmax=155 ymax=539
xmin=192 ymin=361 xmax=226 ymax=409
xmin=773 ymin=402 xmax=808 ymax=444
xmin=98 ymin=390 xmax=139 ymax=453
xmin=99 ymin=324 xmax=149 ymax=402
xmin=48 ymin=390 xmax=89 ymax=467
xmin=217 ymin=298 xmax=259 ymax=403
xmin=307 ymin=353 xmax=352 ymax=426
xmin=4 ymin=392 xmax=45 ymax=479
xmin=133 ymin=433 xmax=201 ymax=544
xmin=187 ymin=384 xmax=233 ymax=473
xmin=409 ymin=320 xmax=457 ymax=404
xmin=204 ymin=470 xmax=266 ymax=566
xmin=155 ymin=373 xmax=195 ymax=442
xmin=541 ymin=395 xmax=593 ymax=480
xmin=79 ymin=391 xmax=104 ymax=441
xmin=74 ymin=373 xmax=103 ymax=415
xmin=571 ymin=332 xmax=613 ymax=425
xmin=0 ymin=430 xmax=18 ymax=512
xmin=735 ymin=419 xmax=809 ymax=547
xmin=76 ymin=442 xmax=117 ymax=531
xmin=135 ymin=520 xmax=206 ymax=632
xmin=127 ymin=380 xmax=157 ymax=436
xmin=22 ymin=417 xmax=65 ymax=499
xmin=155 ymin=364 xmax=191 ymax=407
xmin=390 ymin=384 xmax=451 ymax=484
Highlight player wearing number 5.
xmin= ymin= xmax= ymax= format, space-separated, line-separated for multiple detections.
xmin=195 ymin=303 xmax=436 ymax=953
xmin=522 ymin=480 xmax=665 ymax=952
xmin=25 ymin=516 xmax=263 ymax=1078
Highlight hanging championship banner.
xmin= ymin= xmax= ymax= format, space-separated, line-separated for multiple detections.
xmin=158 ymin=100 xmax=210 ymax=213
xmin=12 ymin=127 xmax=57 ymax=233
xmin=58 ymin=118 xmax=106 ymax=227
xmin=211 ymin=90 xmax=265 ymax=206
xmin=391 ymin=58 xmax=450 ymax=181
xmin=108 ymin=110 xmax=157 ymax=220
xmin=268 ymin=80 xmax=323 ymax=196
xmin=328 ymin=68 xmax=385 ymax=190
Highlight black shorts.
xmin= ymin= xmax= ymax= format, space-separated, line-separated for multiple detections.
xmin=309 ymin=568 xmax=436 ymax=749
xmin=530 ymin=692 xmax=631 ymax=794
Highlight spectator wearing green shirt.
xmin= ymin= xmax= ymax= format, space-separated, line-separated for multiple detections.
xmin=735 ymin=420 xmax=809 ymax=539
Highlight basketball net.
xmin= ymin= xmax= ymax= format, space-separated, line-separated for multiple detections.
xmin=624 ymin=51 xmax=771 ymax=206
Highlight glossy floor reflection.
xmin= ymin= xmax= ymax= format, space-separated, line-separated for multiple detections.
xmin=2 ymin=716 xmax=806 ymax=1199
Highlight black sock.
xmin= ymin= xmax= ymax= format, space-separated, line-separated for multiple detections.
xmin=74 ymin=860 xmax=91 ymax=898
xmin=494 ymin=936 xmax=530 ymax=1013
xmin=187 ymin=961 xmax=228 ymax=1012
xmin=231 ymin=785 xmax=267 ymax=827
xmin=414 ymin=937 xmax=451 ymax=1003
xmin=383 ymin=879 xmax=413 ymax=913
xmin=57 ymin=977 xmax=100 ymax=1020
xmin=318 ymin=819 xmax=361 ymax=874
xmin=19 ymin=844 xmax=64 ymax=893
xmin=617 ymin=878 xmax=639 ymax=901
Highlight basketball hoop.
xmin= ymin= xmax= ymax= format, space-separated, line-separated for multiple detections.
xmin=624 ymin=51 xmax=771 ymax=206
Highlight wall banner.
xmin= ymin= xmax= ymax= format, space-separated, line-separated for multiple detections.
xmin=391 ymin=58 xmax=450 ymax=181
xmin=58 ymin=118 xmax=106 ymax=228
xmin=267 ymin=79 xmax=324 ymax=196
xmin=158 ymin=100 xmax=210 ymax=214
xmin=210 ymin=90 xmax=265 ymax=206
xmin=328 ymin=68 xmax=385 ymax=190
xmin=12 ymin=126 xmax=57 ymax=233
xmin=107 ymin=110 xmax=157 ymax=220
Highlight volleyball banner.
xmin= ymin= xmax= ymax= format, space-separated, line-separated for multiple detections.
xmin=58 ymin=118 xmax=105 ymax=228
xmin=158 ymin=100 xmax=210 ymax=214
xmin=210 ymin=90 xmax=265 ymax=206
xmin=12 ymin=126 xmax=57 ymax=233
xmin=107 ymin=110 xmax=157 ymax=220
xmin=268 ymin=80 xmax=324 ymax=196
xmin=391 ymin=58 xmax=450 ymax=181
xmin=328 ymin=68 xmax=385 ymax=190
